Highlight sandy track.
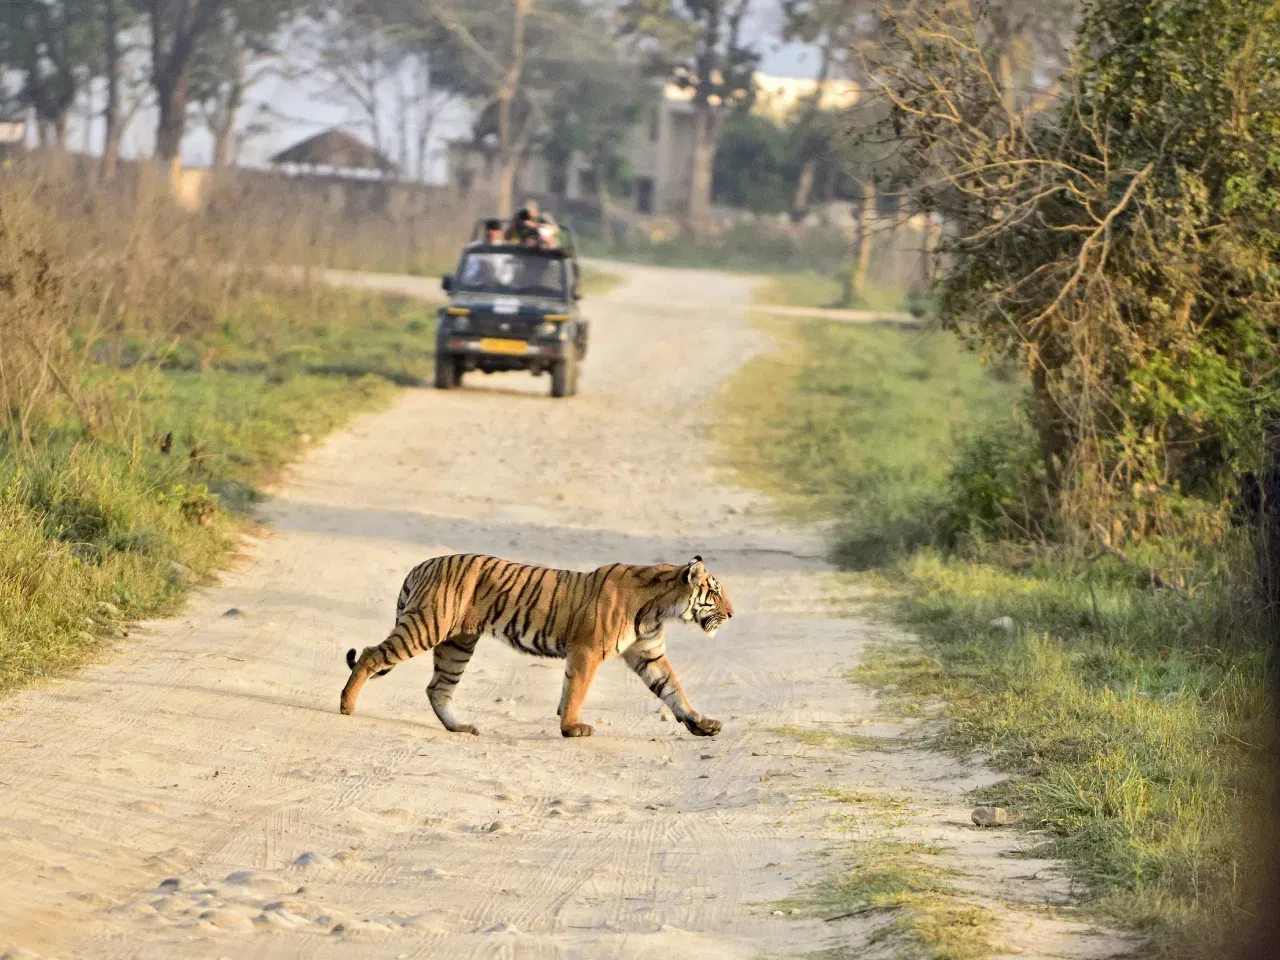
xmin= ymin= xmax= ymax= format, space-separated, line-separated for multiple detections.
xmin=0 ymin=264 xmax=1131 ymax=959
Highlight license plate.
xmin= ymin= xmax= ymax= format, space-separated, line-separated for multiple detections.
xmin=479 ymin=337 xmax=528 ymax=355
xmin=493 ymin=298 xmax=520 ymax=315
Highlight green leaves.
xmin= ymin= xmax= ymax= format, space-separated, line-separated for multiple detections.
xmin=881 ymin=0 xmax=1280 ymax=545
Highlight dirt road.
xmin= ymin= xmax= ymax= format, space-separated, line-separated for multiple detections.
xmin=0 ymin=265 xmax=1131 ymax=959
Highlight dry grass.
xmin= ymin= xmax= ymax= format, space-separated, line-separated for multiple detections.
xmin=0 ymin=157 xmax=447 ymax=693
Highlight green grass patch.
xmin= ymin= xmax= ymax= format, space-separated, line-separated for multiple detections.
xmin=755 ymin=272 xmax=907 ymax=313
xmin=0 ymin=289 xmax=436 ymax=694
xmin=579 ymin=265 xmax=624 ymax=297
xmin=720 ymin=312 xmax=1270 ymax=957
xmin=777 ymin=839 xmax=997 ymax=960
xmin=717 ymin=315 xmax=1021 ymax=567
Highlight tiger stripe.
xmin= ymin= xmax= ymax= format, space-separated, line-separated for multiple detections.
xmin=339 ymin=553 xmax=734 ymax=738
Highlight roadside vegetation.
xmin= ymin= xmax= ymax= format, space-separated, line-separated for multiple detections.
xmin=722 ymin=314 xmax=1270 ymax=958
xmin=0 ymin=164 xmax=437 ymax=694
xmin=722 ymin=2 xmax=1278 ymax=950
xmin=753 ymin=273 xmax=906 ymax=314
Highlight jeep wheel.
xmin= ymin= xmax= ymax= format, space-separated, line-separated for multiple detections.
xmin=550 ymin=354 xmax=577 ymax=398
xmin=435 ymin=355 xmax=461 ymax=390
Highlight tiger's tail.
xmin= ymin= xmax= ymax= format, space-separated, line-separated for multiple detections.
xmin=345 ymin=647 xmax=394 ymax=677
xmin=340 ymin=615 xmax=439 ymax=716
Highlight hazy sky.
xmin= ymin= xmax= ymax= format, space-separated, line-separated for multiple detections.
xmin=65 ymin=2 xmax=819 ymax=183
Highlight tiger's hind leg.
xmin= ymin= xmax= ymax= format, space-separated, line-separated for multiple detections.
xmin=427 ymin=635 xmax=481 ymax=735
xmin=340 ymin=614 xmax=440 ymax=716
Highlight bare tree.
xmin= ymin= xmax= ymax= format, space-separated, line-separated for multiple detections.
xmin=422 ymin=0 xmax=607 ymax=215
xmin=189 ymin=2 xmax=292 ymax=168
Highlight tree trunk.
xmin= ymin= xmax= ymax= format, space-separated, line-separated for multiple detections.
xmin=496 ymin=156 xmax=518 ymax=219
xmin=155 ymin=68 xmax=189 ymax=165
xmin=791 ymin=160 xmax=817 ymax=226
xmin=598 ymin=175 xmax=614 ymax=249
xmin=494 ymin=0 xmax=530 ymax=218
xmin=919 ymin=209 xmax=937 ymax=287
xmin=211 ymin=69 xmax=244 ymax=170
xmin=687 ymin=102 xmax=719 ymax=235
xmin=790 ymin=37 xmax=832 ymax=224
xmin=852 ymin=179 xmax=876 ymax=297
xmin=102 ymin=0 xmax=122 ymax=179
xmin=1029 ymin=361 xmax=1070 ymax=498
xmin=211 ymin=118 xmax=234 ymax=169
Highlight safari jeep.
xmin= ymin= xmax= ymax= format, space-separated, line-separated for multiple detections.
xmin=434 ymin=243 xmax=588 ymax=398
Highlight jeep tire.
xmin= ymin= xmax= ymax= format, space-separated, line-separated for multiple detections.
xmin=551 ymin=353 xmax=577 ymax=398
xmin=435 ymin=354 xmax=462 ymax=390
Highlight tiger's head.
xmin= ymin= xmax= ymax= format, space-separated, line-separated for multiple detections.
xmin=677 ymin=556 xmax=733 ymax=636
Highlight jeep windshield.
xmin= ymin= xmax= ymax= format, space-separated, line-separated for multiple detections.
xmin=454 ymin=251 xmax=568 ymax=299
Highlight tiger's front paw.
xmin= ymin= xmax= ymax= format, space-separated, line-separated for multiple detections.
xmin=688 ymin=716 xmax=722 ymax=737
xmin=561 ymin=723 xmax=594 ymax=738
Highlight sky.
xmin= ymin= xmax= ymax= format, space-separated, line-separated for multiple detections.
xmin=55 ymin=2 xmax=820 ymax=185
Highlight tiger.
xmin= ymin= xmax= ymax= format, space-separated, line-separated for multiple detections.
xmin=340 ymin=553 xmax=733 ymax=738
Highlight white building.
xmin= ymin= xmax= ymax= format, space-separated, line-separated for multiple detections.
xmin=446 ymin=72 xmax=859 ymax=218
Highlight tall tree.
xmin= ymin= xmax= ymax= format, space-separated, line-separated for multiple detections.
xmin=99 ymin=0 xmax=150 ymax=177
xmin=142 ymin=0 xmax=231 ymax=165
xmin=542 ymin=60 xmax=647 ymax=244
xmin=188 ymin=2 xmax=289 ymax=168
xmin=780 ymin=0 xmax=866 ymax=221
xmin=871 ymin=0 xmax=1280 ymax=537
xmin=1 ymin=0 xmax=100 ymax=148
xmin=421 ymin=0 xmax=607 ymax=216
xmin=619 ymin=0 xmax=759 ymax=233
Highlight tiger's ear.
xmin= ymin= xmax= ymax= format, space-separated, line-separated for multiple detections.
xmin=684 ymin=555 xmax=706 ymax=584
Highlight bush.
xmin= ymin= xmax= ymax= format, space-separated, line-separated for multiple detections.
xmin=941 ymin=415 xmax=1049 ymax=547
xmin=875 ymin=0 xmax=1280 ymax=547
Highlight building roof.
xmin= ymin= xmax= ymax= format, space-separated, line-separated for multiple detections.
xmin=269 ymin=129 xmax=397 ymax=175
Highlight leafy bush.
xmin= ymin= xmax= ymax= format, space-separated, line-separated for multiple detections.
xmin=876 ymin=0 xmax=1280 ymax=547
xmin=941 ymin=415 xmax=1048 ymax=546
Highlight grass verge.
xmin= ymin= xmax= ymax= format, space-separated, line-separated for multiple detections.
xmin=0 ymin=288 xmax=436 ymax=694
xmin=776 ymin=839 xmax=997 ymax=960
xmin=754 ymin=272 xmax=907 ymax=313
xmin=719 ymin=312 xmax=1269 ymax=957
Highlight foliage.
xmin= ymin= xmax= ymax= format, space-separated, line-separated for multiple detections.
xmin=861 ymin=548 xmax=1270 ymax=956
xmin=871 ymin=0 xmax=1280 ymax=549
xmin=617 ymin=0 xmax=759 ymax=110
xmin=716 ymin=317 xmax=1022 ymax=566
xmin=711 ymin=113 xmax=796 ymax=213
xmin=542 ymin=58 xmax=649 ymax=200
xmin=618 ymin=0 xmax=760 ymax=229
xmin=0 ymin=0 xmax=101 ymax=145
xmin=723 ymin=308 xmax=1272 ymax=956
xmin=0 ymin=162 xmax=437 ymax=693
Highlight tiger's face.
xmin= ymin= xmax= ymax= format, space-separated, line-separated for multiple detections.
xmin=678 ymin=556 xmax=734 ymax=636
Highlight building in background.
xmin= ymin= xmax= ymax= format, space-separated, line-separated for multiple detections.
xmin=445 ymin=72 xmax=858 ymax=220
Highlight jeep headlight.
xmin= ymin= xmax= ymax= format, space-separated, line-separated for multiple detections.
xmin=536 ymin=320 xmax=558 ymax=337
xmin=451 ymin=313 xmax=470 ymax=331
